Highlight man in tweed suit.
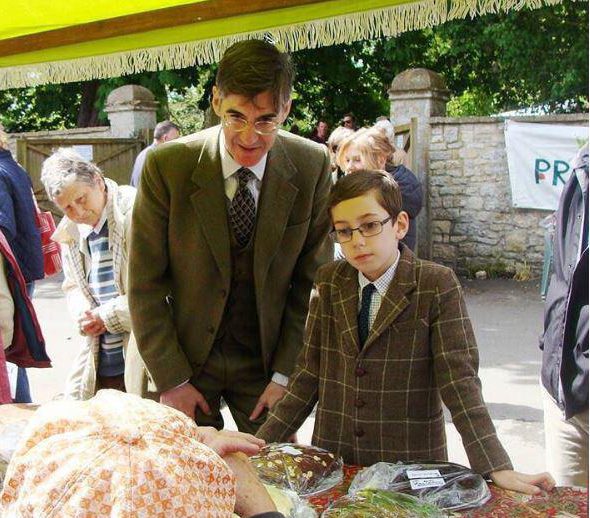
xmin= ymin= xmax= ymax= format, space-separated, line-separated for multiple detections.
xmin=257 ymin=170 xmax=554 ymax=494
xmin=126 ymin=40 xmax=332 ymax=434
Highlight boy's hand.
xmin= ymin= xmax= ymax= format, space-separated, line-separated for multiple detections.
xmin=490 ymin=470 xmax=556 ymax=495
xmin=249 ymin=381 xmax=287 ymax=421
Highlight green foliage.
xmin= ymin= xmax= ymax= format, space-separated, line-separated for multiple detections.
xmin=0 ymin=1 xmax=586 ymax=132
xmin=0 ymin=84 xmax=80 ymax=132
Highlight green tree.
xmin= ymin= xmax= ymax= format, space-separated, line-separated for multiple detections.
xmin=0 ymin=1 xmax=586 ymax=132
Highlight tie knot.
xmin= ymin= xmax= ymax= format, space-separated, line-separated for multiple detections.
xmin=362 ymin=283 xmax=376 ymax=298
xmin=236 ymin=167 xmax=254 ymax=187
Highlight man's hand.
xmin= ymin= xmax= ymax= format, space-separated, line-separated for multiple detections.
xmin=197 ymin=427 xmax=266 ymax=457
xmin=160 ymin=383 xmax=211 ymax=420
xmin=249 ymin=381 xmax=287 ymax=421
xmin=78 ymin=309 xmax=106 ymax=336
xmin=490 ymin=470 xmax=556 ymax=495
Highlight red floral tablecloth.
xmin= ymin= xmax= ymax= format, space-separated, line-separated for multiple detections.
xmin=308 ymin=465 xmax=589 ymax=517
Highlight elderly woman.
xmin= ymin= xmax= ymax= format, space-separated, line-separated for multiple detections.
xmin=337 ymin=127 xmax=423 ymax=251
xmin=41 ymin=148 xmax=136 ymax=400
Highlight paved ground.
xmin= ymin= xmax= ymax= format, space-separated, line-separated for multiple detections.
xmin=27 ymin=274 xmax=549 ymax=473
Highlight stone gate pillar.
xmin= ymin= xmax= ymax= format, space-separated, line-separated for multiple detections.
xmin=104 ymin=85 xmax=159 ymax=139
xmin=388 ymin=69 xmax=449 ymax=259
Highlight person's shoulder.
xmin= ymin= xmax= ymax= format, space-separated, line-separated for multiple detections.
xmin=154 ymin=126 xmax=219 ymax=160
xmin=116 ymin=184 xmax=137 ymax=213
xmin=315 ymin=259 xmax=355 ymax=287
xmin=413 ymin=254 xmax=460 ymax=291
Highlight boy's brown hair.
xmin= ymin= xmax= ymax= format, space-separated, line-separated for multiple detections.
xmin=328 ymin=170 xmax=403 ymax=220
xmin=216 ymin=39 xmax=293 ymax=111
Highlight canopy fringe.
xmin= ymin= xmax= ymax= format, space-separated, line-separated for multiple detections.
xmin=0 ymin=0 xmax=573 ymax=89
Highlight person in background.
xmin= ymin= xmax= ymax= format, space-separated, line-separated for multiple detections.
xmin=373 ymin=118 xmax=409 ymax=167
xmin=540 ymin=143 xmax=588 ymax=487
xmin=0 ymin=124 xmax=44 ymax=403
xmin=41 ymin=148 xmax=136 ymax=400
xmin=257 ymin=170 xmax=555 ymax=495
xmin=309 ymin=120 xmax=329 ymax=145
xmin=0 ymin=226 xmax=49 ymax=403
xmin=337 ymin=127 xmax=423 ymax=251
xmin=130 ymin=120 xmax=180 ymax=187
xmin=0 ymin=234 xmax=15 ymax=403
xmin=341 ymin=113 xmax=357 ymax=130
xmin=326 ymin=126 xmax=354 ymax=183
xmin=126 ymin=40 xmax=333 ymax=434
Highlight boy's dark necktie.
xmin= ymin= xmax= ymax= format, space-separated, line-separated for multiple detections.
xmin=358 ymin=283 xmax=376 ymax=346
xmin=229 ymin=167 xmax=256 ymax=247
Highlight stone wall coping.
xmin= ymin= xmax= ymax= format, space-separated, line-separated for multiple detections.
xmin=430 ymin=113 xmax=589 ymax=125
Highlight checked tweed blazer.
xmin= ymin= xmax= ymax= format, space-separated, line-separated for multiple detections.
xmin=257 ymin=246 xmax=513 ymax=474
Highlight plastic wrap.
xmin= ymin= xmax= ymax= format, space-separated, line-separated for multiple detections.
xmin=250 ymin=443 xmax=343 ymax=496
xmin=348 ymin=461 xmax=490 ymax=511
xmin=264 ymin=484 xmax=318 ymax=518
xmin=321 ymin=489 xmax=445 ymax=517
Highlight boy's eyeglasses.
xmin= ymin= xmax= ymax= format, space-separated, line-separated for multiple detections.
xmin=221 ymin=114 xmax=279 ymax=135
xmin=330 ymin=216 xmax=392 ymax=243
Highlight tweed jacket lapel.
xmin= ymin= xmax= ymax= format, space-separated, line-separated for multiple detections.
xmin=189 ymin=130 xmax=232 ymax=281
xmin=254 ymin=135 xmax=299 ymax=292
xmin=332 ymin=262 xmax=363 ymax=354
xmin=363 ymin=246 xmax=417 ymax=351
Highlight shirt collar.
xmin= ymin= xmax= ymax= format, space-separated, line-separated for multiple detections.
xmin=78 ymin=207 xmax=107 ymax=238
xmin=220 ymin=130 xmax=267 ymax=182
xmin=358 ymin=249 xmax=401 ymax=296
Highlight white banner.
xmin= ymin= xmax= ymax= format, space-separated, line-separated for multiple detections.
xmin=504 ymin=120 xmax=588 ymax=210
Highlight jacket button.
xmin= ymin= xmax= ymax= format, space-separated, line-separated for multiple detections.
xmin=354 ymin=398 xmax=365 ymax=408
xmin=354 ymin=428 xmax=364 ymax=437
xmin=220 ymin=289 xmax=227 ymax=298
xmin=355 ymin=367 xmax=366 ymax=377
xmin=207 ymin=326 xmax=215 ymax=334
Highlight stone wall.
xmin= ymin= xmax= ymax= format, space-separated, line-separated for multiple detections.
xmin=429 ymin=114 xmax=587 ymax=276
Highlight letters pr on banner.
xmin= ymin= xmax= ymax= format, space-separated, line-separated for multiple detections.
xmin=504 ymin=120 xmax=588 ymax=210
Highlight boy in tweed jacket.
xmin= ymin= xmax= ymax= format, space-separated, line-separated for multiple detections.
xmin=257 ymin=170 xmax=554 ymax=495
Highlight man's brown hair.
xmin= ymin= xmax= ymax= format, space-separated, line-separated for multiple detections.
xmin=216 ymin=40 xmax=293 ymax=110
xmin=329 ymin=170 xmax=402 ymax=220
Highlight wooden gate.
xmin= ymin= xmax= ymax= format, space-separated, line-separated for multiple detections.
xmin=16 ymin=137 xmax=143 ymax=213
xmin=394 ymin=117 xmax=418 ymax=171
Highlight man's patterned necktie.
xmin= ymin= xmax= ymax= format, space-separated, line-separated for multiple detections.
xmin=229 ymin=167 xmax=256 ymax=247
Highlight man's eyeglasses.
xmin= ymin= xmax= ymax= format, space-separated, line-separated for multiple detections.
xmin=330 ymin=217 xmax=392 ymax=243
xmin=222 ymin=114 xmax=279 ymax=135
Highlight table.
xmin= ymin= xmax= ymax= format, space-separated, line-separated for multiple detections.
xmin=308 ymin=465 xmax=589 ymax=517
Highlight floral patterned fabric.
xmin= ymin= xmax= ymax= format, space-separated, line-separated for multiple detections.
xmin=0 ymin=390 xmax=236 ymax=517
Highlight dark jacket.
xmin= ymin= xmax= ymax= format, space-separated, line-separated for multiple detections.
xmin=540 ymin=145 xmax=588 ymax=419
xmin=386 ymin=164 xmax=423 ymax=251
xmin=0 ymin=149 xmax=44 ymax=283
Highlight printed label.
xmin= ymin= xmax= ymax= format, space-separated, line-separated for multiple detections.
xmin=409 ymin=477 xmax=446 ymax=490
xmin=280 ymin=445 xmax=303 ymax=456
xmin=406 ymin=469 xmax=442 ymax=479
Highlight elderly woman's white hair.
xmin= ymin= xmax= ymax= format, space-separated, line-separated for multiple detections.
xmin=41 ymin=147 xmax=104 ymax=200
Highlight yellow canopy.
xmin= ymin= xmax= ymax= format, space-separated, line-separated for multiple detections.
xmin=0 ymin=0 xmax=564 ymax=89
